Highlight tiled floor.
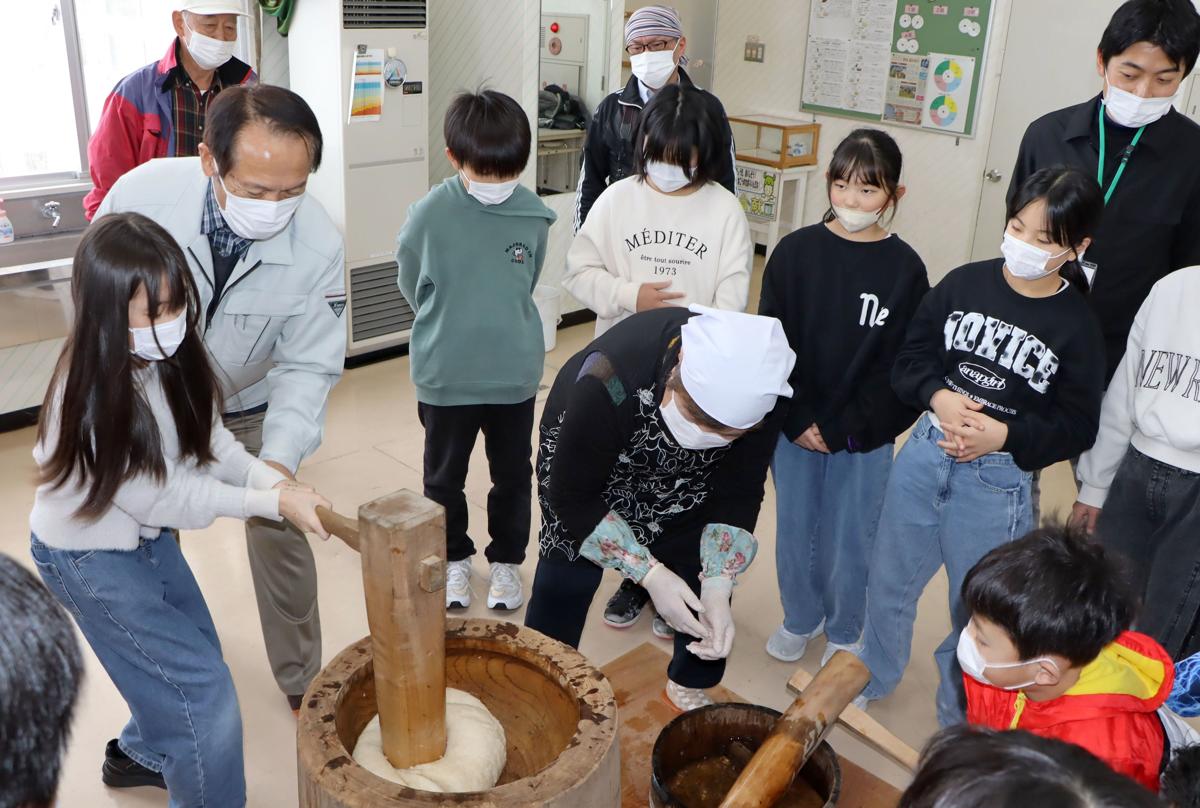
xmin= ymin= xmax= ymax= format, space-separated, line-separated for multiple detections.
xmin=0 ymin=292 xmax=1085 ymax=806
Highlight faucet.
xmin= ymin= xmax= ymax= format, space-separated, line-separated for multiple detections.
xmin=41 ymin=200 xmax=61 ymax=228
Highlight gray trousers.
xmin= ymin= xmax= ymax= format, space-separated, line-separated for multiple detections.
xmin=223 ymin=410 xmax=322 ymax=697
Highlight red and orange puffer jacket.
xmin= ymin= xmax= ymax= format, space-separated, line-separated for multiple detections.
xmin=965 ymin=631 xmax=1173 ymax=791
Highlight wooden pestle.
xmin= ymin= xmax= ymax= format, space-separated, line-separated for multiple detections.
xmin=787 ymin=667 xmax=920 ymax=772
xmin=718 ymin=651 xmax=871 ymax=808
xmin=316 ymin=495 xmax=448 ymax=771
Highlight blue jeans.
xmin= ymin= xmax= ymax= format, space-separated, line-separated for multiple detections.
xmin=858 ymin=413 xmax=1032 ymax=726
xmin=772 ymin=435 xmax=892 ymax=645
xmin=30 ymin=531 xmax=245 ymax=808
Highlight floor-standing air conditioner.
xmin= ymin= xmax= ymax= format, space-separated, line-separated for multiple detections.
xmin=288 ymin=0 xmax=429 ymax=357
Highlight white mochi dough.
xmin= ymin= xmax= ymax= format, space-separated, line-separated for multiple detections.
xmin=352 ymin=688 xmax=507 ymax=792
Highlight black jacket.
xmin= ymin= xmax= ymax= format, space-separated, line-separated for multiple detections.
xmin=1009 ymin=96 xmax=1200 ymax=383
xmin=536 ymin=308 xmax=781 ymax=565
xmin=573 ymin=69 xmax=737 ymax=231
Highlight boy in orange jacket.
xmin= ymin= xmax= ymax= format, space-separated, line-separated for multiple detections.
xmin=957 ymin=525 xmax=1172 ymax=791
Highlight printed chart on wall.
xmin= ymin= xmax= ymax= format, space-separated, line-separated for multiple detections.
xmin=801 ymin=0 xmax=993 ymax=137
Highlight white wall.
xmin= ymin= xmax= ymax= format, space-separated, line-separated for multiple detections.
xmin=712 ymin=0 xmax=1014 ymax=281
xmin=427 ymin=0 xmax=541 ymax=187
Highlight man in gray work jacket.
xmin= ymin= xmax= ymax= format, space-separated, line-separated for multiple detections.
xmin=97 ymin=84 xmax=346 ymax=713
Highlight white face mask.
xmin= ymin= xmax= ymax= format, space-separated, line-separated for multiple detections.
xmin=215 ymin=168 xmax=303 ymax=241
xmin=660 ymin=397 xmax=732 ymax=451
xmin=461 ymin=172 xmax=520 ymax=206
xmin=1103 ymin=77 xmax=1175 ymax=128
xmin=646 ymin=160 xmax=693 ymax=193
xmin=129 ymin=310 xmax=187 ymax=361
xmin=184 ymin=18 xmax=237 ymax=71
xmin=630 ymin=44 xmax=679 ymax=90
xmin=1000 ymin=232 xmax=1072 ymax=281
xmin=956 ymin=627 xmax=1058 ymax=691
xmin=832 ymin=205 xmax=883 ymax=233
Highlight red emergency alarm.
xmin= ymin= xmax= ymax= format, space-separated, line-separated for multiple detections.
xmin=550 ymin=22 xmax=559 ymax=32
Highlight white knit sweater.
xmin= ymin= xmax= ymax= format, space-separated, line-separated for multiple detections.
xmin=1077 ymin=267 xmax=1200 ymax=506
xmin=30 ymin=367 xmax=285 ymax=551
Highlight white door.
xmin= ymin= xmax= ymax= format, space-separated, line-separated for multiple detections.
xmin=970 ymin=0 xmax=1125 ymax=260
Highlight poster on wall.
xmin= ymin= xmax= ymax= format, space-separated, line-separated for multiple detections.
xmin=802 ymin=0 xmax=993 ymax=138
xmin=736 ymin=164 xmax=779 ymax=222
xmin=921 ymin=53 xmax=975 ymax=133
xmin=348 ymin=47 xmax=384 ymax=123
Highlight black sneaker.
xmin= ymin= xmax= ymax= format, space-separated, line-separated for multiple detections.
xmin=603 ymin=579 xmax=650 ymax=628
xmin=102 ymin=739 xmax=166 ymax=790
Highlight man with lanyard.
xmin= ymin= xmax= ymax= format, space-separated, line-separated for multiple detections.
xmin=85 ymin=0 xmax=256 ymax=219
xmin=573 ymin=5 xmax=736 ymax=231
xmin=524 ymin=305 xmax=795 ymax=711
xmin=1008 ymin=0 xmax=1200 ymax=520
xmin=97 ymin=84 xmax=347 ymax=716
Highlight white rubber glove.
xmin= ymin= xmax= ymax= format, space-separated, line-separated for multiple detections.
xmin=687 ymin=577 xmax=734 ymax=660
xmin=641 ymin=564 xmax=711 ymax=641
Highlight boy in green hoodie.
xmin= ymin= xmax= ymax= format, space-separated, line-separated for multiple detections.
xmin=396 ymin=89 xmax=556 ymax=612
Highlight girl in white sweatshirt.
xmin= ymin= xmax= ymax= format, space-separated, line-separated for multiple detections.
xmin=563 ymin=82 xmax=752 ymax=337
xmin=1074 ymin=266 xmax=1200 ymax=661
xmin=28 ymin=213 xmax=330 ymax=806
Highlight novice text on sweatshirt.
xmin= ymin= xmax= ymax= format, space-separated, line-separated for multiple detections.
xmin=893 ymin=259 xmax=1106 ymax=471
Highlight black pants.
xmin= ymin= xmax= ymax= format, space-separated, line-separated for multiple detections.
xmin=418 ymin=399 xmax=535 ymax=564
xmin=524 ymin=553 xmax=726 ymax=689
xmin=1097 ymin=446 xmax=1200 ymax=660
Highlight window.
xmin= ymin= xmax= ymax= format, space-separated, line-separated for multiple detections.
xmin=0 ymin=1 xmax=84 ymax=182
xmin=0 ymin=0 xmax=253 ymax=191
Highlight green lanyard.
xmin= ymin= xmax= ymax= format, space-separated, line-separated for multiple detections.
xmin=1097 ymin=102 xmax=1145 ymax=205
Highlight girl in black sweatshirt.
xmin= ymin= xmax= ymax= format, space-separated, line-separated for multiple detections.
xmin=759 ymin=129 xmax=929 ymax=666
xmin=851 ymin=167 xmax=1106 ymax=727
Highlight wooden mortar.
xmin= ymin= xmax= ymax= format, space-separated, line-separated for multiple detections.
xmin=297 ymin=493 xmax=620 ymax=807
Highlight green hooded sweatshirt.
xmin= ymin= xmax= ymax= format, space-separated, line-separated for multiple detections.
xmin=396 ymin=176 xmax=557 ymax=406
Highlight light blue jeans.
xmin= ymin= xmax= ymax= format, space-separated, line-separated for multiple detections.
xmin=858 ymin=413 xmax=1032 ymax=726
xmin=772 ymin=434 xmax=893 ymax=646
xmin=30 ymin=530 xmax=245 ymax=808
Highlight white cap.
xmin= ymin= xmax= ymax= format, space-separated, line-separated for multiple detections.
xmin=181 ymin=0 xmax=248 ymax=16
xmin=679 ymin=305 xmax=796 ymax=430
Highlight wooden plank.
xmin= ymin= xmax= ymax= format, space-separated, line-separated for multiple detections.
xmin=601 ymin=644 xmax=902 ymax=808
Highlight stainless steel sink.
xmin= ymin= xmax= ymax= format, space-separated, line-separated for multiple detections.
xmin=0 ymin=231 xmax=82 ymax=270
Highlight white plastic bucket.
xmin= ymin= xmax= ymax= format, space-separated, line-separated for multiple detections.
xmin=533 ymin=285 xmax=563 ymax=352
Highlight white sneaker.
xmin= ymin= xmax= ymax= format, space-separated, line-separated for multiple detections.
xmin=820 ymin=639 xmax=863 ymax=668
xmin=766 ymin=624 xmax=822 ymax=662
xmin=445 ymin=560 xmax=472 ymax=610
xmin=487 ymin=563 xmax=523 ymax=610
xmin=666 ymin=680 xmax=714 ymax=712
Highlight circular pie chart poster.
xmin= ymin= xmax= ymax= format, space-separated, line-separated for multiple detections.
xmin=927 ymin=95 xmax=959 ymax=128
xmin=921 ymin=53 xmax=975 ymax=135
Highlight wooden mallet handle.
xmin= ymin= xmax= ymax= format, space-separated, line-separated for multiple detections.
xmin=718 ymin=651 xmax=871 ymax=808
xmin=316 ymin=506 xmax=360 ymax=552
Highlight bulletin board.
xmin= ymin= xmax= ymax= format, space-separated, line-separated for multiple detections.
xmin=800 ymin=0 xmax=995 ymax=137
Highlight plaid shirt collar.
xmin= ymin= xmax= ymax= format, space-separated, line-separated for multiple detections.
xmin=201 ymin=181 xmax=252 ymax=259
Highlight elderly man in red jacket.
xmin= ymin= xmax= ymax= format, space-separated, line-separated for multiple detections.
xmin=83 ymin=0 xmax=255 ymax=219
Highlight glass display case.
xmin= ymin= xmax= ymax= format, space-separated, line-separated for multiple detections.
xmin=728 ymin=114 xmax=820 ymax=169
